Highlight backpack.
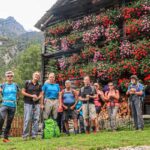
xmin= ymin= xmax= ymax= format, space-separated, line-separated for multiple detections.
xmin=43 ymin=119 xmax=60 ymax=139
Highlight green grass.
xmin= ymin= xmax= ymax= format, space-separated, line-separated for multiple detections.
xmin=0 ymin=127 xmax=150 ymax=150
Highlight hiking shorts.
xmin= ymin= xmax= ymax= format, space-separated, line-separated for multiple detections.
xmin=95 ymin=106 xmax=101 ymax=114
xmin=62 ymin=109 xmax=77 ymax=121
xmin=82 ymin=103 xmax=96 ymax=120
xmin=44 ymin=99 xmax=59 ymax=120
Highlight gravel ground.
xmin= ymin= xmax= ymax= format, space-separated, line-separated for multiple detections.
xmin=108 ymin=146 xmax=150 ymax=150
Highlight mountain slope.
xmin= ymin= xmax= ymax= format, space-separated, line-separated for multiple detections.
xmin=0 ymin=16 xmax=44 ymax=66
xmin=0 ymin=16 xmax=26 ymax=38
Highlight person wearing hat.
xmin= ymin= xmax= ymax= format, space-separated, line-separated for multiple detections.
xmin=0 ymin=71 xmax=19 ymax=142
xmin=59 ymin=80 xmax=78 ymax=135
xmin=126 ymin=75 xmax=144 ymax=131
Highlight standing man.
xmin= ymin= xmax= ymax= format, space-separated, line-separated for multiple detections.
xmin=22 ymin=72 xmax=42 ymax=140
xmin=0 ymin=71 xmax=19 ymax=142
xmin=60 ymin=80 xmax=78 ymax=135
xmin=79 ymin=76 xmax=97 ymax=134
xmin=126 ymin=75 xmax=144 ymax=131
xmin=42 ymin=73 xmax=60 ymax=120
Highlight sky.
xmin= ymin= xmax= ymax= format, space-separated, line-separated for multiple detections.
xmin=0 ymin=0 xmax=57 ymax=31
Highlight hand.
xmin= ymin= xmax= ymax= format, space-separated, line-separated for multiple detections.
xmin=0 ymin=88 xmax=2 ymax=93
xmin=89 ymin=95 xmax=93 ymax=98
xmin=86 ymin=95 xmax=90 ymax=100
xmin=63 ymin=105 xmax=68 ymax=110
xmin=32 ymin=94 xmax=38 ymax=99
xmin=129 ymin=91 xmax=135 ymax=95
xmin=40 ymin=104 xmax=44 ymax=110
xmin=76 ymin=109 xmax=80 ymax=112
xmin=70 ymin=105 xmax=75 ymax=110
xmin=110 ymin=93 xmax=116 ymax=98
xmin=58 ymin=106 xmax=63 ymax=112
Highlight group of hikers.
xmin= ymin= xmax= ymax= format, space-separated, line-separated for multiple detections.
xmin=0 ymin=71 xmax=144 ymax=142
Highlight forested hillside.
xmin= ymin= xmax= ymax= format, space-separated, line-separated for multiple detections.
xmin=0 ymin=17 xmax=43 ymax=86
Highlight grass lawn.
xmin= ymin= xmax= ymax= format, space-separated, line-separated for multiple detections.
xmin=0 ymin=127 xmax=150 ymax=150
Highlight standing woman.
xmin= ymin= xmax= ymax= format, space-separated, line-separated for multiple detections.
xmin=105 ymin=82 xmax=120 ymax=131
xmin=93 ymin=83 xmax=105 ymax=131
xmin=0 ymin=71 xmax=19 ymax=142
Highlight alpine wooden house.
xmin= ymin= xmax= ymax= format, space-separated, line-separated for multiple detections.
xmin=35 ymin=0 xmax=150 ymax=114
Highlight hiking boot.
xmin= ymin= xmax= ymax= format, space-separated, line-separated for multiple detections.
xmin=23 ymin=137 xmax=28 ymax=141
xmin=3 ymin=138 xmax=11 ymax=143
xmin=138 ymin=128 xmax=143 ymax=131
xmin=74 ymin=130 xmax=78 ymax=135
xmin=92 ymin=126 xmax=96 ymax=134
xmin=85 ymin=130 xmax=90 ymax=134
xmin=0 ymin=131 xmax=2 ymax=138
xmin=66 ymin=131 xmax=70 ymax=136
xmin=86 ymin=126 xmax=90 ymax=134
xmin=93 ymin=130 xmax=97 ymax=134
xmin=32 ymin=136 xmax=36 ymax=140
xmin=112 ymin=129 xmax=117 ymax=132
xmin=81 ymin=130 xmax=85 ymax=134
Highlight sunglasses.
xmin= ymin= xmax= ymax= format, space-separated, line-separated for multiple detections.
xmin=35 ymin=74 xmax=40 ymax=77
xmin=6 ymin=75 xmax=13 ymax=78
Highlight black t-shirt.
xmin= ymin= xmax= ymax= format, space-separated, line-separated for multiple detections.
xmin=24 ymin=80 xmax=42 ymax=105
xmin=79 ymin=86 xmax=97 ymax=104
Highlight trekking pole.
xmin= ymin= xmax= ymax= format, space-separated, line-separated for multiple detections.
xmin=40 ymin=108 xmax=44 ymax=139
xmin=110 ymin=97 xmax=114 ymax=130
xmin=127 ymin=97 xmax=132 ymax=130
xmin=87 ymin=97 xmax=90 ymax=131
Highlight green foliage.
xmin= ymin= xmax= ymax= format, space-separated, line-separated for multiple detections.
xmin=0 ymin=44 xmax=42 ymax=115
xmin=13 ymin=44 xmax=42 ymax=87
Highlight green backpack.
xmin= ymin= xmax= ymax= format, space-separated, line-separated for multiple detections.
xmin=43 ymin=119 xmax=60 ymax=139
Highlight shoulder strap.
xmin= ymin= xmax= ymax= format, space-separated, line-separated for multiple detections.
xmin=61 ymin=89 xmax=65 ymax=96
xmin=14 ymin=83 xmax=19 ymax=91
xmin=1 ymin=83 xmax=6 ymax=90
xmin=81 ymin=87 xmax=85 ymax=93
xmin=25 ymin=80 xmax=31 ymax=89
xmin=1 ymin=83 xmax=6 ymax=95
xmin=71 ymin=89 xmax=76 ymax=97
xmin=91 ymin=86 xmax=95 ymax=93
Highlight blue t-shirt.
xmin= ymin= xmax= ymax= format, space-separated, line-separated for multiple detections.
xmin=1 ymin=83 xmax=19 ymax=108
xmin=127 ymin=83 xmax=144 ymax=92
xmin=75 ymin=101 xmax=83 ymax=116
xmin=42 ymin=83 xmax=60 ymax=99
